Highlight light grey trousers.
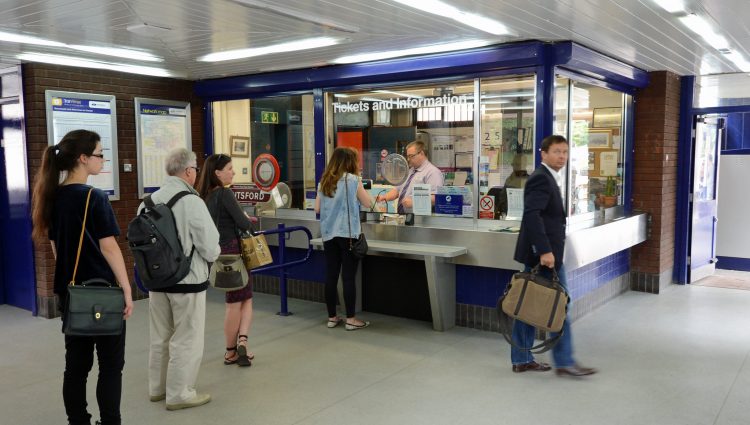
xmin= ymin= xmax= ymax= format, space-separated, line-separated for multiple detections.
xmin=148 ymin=291 xmax=206 ymax=404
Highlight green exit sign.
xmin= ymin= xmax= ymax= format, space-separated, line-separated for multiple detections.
xmin=261 ymin=111 xmax=278 ymax=124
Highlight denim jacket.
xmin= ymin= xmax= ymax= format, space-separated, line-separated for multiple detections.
xmin=319 ymin=173 xmax=361 ymax=242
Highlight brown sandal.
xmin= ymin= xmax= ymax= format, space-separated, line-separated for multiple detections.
xmin=236 ymin=335 xmax=253 ymax=367
xmin=224 ymin=346 xmax=239 ymax=365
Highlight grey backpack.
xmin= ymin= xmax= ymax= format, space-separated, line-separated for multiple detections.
xmin=127 ymin=191 xmax=194 ymax=290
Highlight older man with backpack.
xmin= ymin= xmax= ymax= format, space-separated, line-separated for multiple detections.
xmin=130 ymin=148 xmax=220 ymax=410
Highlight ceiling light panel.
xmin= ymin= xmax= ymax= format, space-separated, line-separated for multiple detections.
xmin=332 ymin=39 xmax=492 ymax=64
xmin=198 ymin=37 xmax=340 ymax=62
xmin=391 ymin=0 xmax=511 ymax=35
xmin=653 ymin=0 xmax=686 ymax=14
xmin=17 ymin=53 xmax=177 ymax=78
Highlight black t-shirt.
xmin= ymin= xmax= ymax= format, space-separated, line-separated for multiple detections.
xmin=49 ymin=184 xmax=120 ymax=298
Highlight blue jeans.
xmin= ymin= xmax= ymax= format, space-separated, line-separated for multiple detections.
xmin=510 ymin=265 xmax=575 ymax=368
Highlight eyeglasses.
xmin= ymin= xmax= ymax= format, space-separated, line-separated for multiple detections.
xmin=187 ymin=166 xmax=200 ymax=173
xmin=406 ymin=151 xmax=422 ymax=160
xmin=89 ymin=153 xmax=105 ymax=159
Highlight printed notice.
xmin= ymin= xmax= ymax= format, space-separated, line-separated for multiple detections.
xmin=47 ymin=93 xmax=118 ymax=197
xmin=506 ymin=188 xmax=524 ymax=219
xmin=135 ymin=100 xmax=191 ymax=196
xmin=412 ymin=184 xmax=432 ymax=215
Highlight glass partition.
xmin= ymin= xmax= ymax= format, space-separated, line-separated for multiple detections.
xmin=211 ymin=95 xmax=315 ymax=211
xmin=555 ymin=77 xmax=626 ymax=215
xmin=327 ymin=74 xmax=536 ymax=220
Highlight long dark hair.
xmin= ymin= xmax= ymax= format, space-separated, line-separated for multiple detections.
xmin=31 ymin=130 xmax=100 ymax=241
xmin=195 ymin=153 xmax=232 ymax=199
xmin=320 ymin=147 xmax=359 ymax=198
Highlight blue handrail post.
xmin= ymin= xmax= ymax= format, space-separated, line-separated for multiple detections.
xmin=277 ymin=223 xmax=292 ymax=316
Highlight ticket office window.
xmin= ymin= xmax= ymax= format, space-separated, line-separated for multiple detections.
xmin=211 ymin=95 xmax=315 ymax=210
xmin=327 ymin=74 xmax=536 ymax=220
xmin=554 ymin=77 xmax=627 ymax=216
xmin=328 ymin=80 xmax=475 ymax=216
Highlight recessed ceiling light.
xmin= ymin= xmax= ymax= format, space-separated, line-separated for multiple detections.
xmin=390 ymin=0 xmax=511 ymax=35
xmin=126 ymin=23 xmax=172 ymax=38
xmin=17 ymin=53 xmax=178 ymax=78
xmin=332 ymin=40 xmax=493 ymax=64
xmin=198 ymin=37 xmax=340 ymax=62
xmin=653 ymin=0 xmax=685 ymax=13
xmin=679 ymin=14 xmax=730 ymax=50
xmin=68 ymin=45 xmax=163 ymax=62
xmin=0 ymin=31 xmax=66 ymax=47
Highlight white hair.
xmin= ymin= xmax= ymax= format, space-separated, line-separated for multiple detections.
xmin=164 ymin=148 xmax=196 ymax=176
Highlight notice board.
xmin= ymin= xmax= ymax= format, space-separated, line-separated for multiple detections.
xmin=45 ymin=90 xmax=119 ymax=199
xmin=134 ymin=98 xmax=192 ymax=197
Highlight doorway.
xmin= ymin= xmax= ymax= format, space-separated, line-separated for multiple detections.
xmin=687 ymin=114 xmax=722 ymax=283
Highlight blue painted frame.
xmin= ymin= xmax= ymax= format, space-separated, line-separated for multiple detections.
xmin=674 ymin=76 xmax=695 ymax=284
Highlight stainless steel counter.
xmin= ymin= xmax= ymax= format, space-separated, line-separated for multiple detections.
xmin=258 ymin=209 xmax=648 ymax=272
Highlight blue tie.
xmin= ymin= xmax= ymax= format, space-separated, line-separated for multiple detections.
xmin=397 ymin=170 xmax=417 ymax=214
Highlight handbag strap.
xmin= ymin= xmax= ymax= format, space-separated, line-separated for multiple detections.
xmin=69 ymin=188 xmax=94 ymax=286
xmin=344 ymin=173 xmax=354 ymax=250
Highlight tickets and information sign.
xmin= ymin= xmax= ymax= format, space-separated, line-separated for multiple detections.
xmin=134 ymin=98 xmax=191 ymax=197
xmin=46 ymin=90 xmax=119 ymax=198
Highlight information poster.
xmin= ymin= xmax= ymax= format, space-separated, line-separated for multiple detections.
xmin=412 ymin=184 xmax=432 ymax=215
xmin=45 ymin=91 xmax=119 ymax=199
xmin=134 ymin=98 xmax=191 ymax=197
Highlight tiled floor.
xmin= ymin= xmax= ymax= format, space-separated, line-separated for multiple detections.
xmin=2 ymin=278 xmax=750 ymax=425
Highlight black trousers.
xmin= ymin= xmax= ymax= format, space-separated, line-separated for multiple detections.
xmin=63 ymin=324 xmax=126 ymax=425
xmin=323 ymin=237 xmax=360 ymax=318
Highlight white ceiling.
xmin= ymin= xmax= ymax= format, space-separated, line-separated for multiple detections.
xmin=0 ymin=0 xmax=748 ymax=80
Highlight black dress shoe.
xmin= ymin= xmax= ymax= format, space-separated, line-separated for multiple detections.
xmin=555 ymin=365 xmax=598 ymax=377
xmin=512 ymin=361 xmax=552 ymax=373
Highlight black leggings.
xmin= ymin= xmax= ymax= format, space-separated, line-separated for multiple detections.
xmin=63 ymin=324 xmax=126 ymax=425
xmin=323 ymin=237 xmax=360 ymax=318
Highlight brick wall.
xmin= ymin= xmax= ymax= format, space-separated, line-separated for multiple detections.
xmin=23 ymin=63 xmax=205 ymax=318
xmin=630 ymin=71 xmax=681 ymax=293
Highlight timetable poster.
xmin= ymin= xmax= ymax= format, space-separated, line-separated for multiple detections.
xmin=135 ymin=99 xmax=191 ymax=197
xmin=46 ymin=91 xmax=119 ymax=199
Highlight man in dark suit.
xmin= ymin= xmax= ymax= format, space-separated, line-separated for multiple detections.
xmin=511 ymin=135 xmax=597 ymax=377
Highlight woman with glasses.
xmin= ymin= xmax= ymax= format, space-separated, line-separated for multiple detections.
xmin=196 ymin=154 xmax=256 ymax=367
xmin=31 ymin=129 xmax=133 ymax=425
xmin=315 ymin=147 xmax=374 ymax=330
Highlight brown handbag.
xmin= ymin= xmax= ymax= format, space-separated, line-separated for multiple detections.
xmin=497 ymin=265 xmax=568 ymax=353
xmin=239 ymin=232 xmax=273 ymax=269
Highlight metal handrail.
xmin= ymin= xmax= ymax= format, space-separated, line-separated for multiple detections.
xmin=249 ymin=225 xmax=313 ymax=275
xmin=134 ymin=224 xmax=314 ymax=318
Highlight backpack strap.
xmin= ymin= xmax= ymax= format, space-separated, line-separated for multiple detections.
xmin=144 ymin=194 xmax=155 ymax=208
xmin=165 ymin=190 xmax=196 ymax=259
xmin=166 ymin=190 xmax=194 ymax=208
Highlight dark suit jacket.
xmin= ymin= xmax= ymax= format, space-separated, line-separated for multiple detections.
xmin=513 ymin=165 xmax=566 ymax=270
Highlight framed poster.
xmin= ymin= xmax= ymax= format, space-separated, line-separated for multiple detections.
xmin=134 ymin=98 xmax=191 ymax=197
xmin=593 ymin=107 xmax=622 ymax=128
xmin=45 ymin=90 xmax=119 ymax=199
xmin=588 ymin=129 xmax=612 ymax=148
xmin=230 ymin=136 xmax=250 ymax=157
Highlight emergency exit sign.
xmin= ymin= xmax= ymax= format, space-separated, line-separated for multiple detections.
xmin=261 ymin=111 xmax=278 ymax=124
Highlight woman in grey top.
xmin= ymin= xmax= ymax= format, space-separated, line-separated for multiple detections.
xmin=196 ymin=154 xmax=256 ymax=367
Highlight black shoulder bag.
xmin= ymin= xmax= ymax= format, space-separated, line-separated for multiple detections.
xmin=63 ymin=188 xmax=125 ymax=336
xmin=344 ymin=174 xmax=368 ymax=259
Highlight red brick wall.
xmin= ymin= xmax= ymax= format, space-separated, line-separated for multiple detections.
xmin=23 ymin=63 xmax=205 ymax=317
xmin=631 ymin=71 xmax=681 ymax=284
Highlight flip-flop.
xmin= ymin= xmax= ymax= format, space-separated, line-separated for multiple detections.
xmin=345 ymin=321 xmax=371 ymax=331
xmin=327 ymin=317 xmax=343 ymax=328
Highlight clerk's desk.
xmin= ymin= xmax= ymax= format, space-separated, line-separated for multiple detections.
xmin=310 ymin=238 xmax=467 ymax=331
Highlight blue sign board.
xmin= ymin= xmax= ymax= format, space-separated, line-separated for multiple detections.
xmin=435 ymin=194 xmax=463 ymax=215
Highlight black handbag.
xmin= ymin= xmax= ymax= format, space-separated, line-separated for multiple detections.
xmin=344 ymin=174 xmax=368 ymax=259
xmin=63 ymin=188 xmax=124 ymax=336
